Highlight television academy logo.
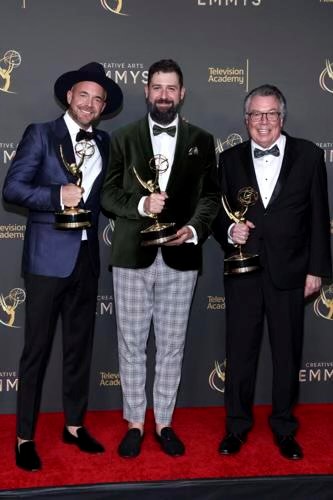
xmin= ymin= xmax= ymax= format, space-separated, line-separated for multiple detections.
xmin=0 ymin=288 xmax=26 ymax=328
xmin=215 ymin=133 xmax=243 ymax=155
xmin=208 ymin=61 xmax=249 ymax=89
xmin=0 ymin=50 xmax=22 ymax=94
xmin=208 ymin=360 xmax=226 ymax=393
xmin=100 ymin=0 xmax=128 ymax=15
xmin=319 ymin=60 xmax=333 ymax=94
xmin=314 ymin=284 xmax=333 ymax=321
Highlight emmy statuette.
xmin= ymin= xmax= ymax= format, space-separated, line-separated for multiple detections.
xmin=222 ymin=187 xmax=260 ymax=275
xmin=55 ymin=140 xmax=95 ymax=229
xmin=132 ymin=154 xmax=177 ymax=246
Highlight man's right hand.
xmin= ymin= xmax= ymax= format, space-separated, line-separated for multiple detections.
xmin=231 ymin=220 xmax=255 ymax=245
xmin=144 ymin=192 xmax=168 ymax=216
xmin=61 ymin=183 xmax=83 ymax=207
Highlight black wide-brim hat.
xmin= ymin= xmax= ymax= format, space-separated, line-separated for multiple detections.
xmin=54 ymin=62 xmax=123 ymax=116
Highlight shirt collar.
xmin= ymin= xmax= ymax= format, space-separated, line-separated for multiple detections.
xmin=148 ymin=114 xmax=179 ymax=132
xmin=63 ymin=111 xmax=93 ymax=138
xmin=251 ymin=134 xmax=286 ymax=155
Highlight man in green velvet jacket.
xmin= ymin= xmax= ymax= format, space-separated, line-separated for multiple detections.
xmin=102 ymin=59 xmax=220 ymax=459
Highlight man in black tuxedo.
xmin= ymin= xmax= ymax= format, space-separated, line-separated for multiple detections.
xmin=3 ymin=62 xmax=123 ymax=471
xmin=213 ymin=84 xmax=332 ymax=460
xmin=102 ymin=59 xmax=220 ymax=458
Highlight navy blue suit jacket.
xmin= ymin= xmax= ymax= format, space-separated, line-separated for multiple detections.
xmin=3 ymin=116 xmax=110 ymax=278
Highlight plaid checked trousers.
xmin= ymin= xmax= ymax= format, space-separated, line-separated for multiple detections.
xmin=112 ymin=250 xmax=197 ymax=425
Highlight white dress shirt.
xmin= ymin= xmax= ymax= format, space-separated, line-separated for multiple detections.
xmin=62 ymin=112 xmax=102 ymax=239
xmin=251 ymin=134 xmax=286 ymax=208
xmin=137 ymin=114 xmax=197 ymax=244
xmin=228 ymin=134 xmax=286 ymax=243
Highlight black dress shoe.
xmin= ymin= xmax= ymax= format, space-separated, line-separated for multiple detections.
xmin=15 ymin=441 xmax=41 ymax=471
xmin=155 ymin=427 xmax=185 ymax=457
xmin=118 ymin=428 xmax=143 ymax=458
xmin=275 ymin=434 xmax=303 ymax=460
xmin=218 ymin=433 xmax=246 ymax=455
xmin=63 ymin=426 xmax=105 ymax=453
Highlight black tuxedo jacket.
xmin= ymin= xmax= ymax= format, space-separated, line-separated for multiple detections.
xmin=101 ymin=115 xmax=220 ymax=271
xmin=213 ymin=133 xmax=332 ymax=289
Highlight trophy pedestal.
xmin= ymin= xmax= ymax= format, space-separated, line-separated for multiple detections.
xmin=141 ymin=222 xmax=177 ymax=246
xmin=55 ymin=208 xmax=92 ymax=229
xmin=224 ymin=252 xmax=260 ymax=275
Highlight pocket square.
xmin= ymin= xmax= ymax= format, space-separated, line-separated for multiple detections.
xmin=188 ymin=146 xmax=199 ymax=156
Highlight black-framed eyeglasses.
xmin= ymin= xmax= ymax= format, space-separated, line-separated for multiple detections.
xmin=246 ymin=111 xmax=281 ymax=123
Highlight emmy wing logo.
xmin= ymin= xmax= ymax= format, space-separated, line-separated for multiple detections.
xmin=319 ymin=60 xmax=333 ymax=94
xmin=100 ymin=0 xmax=128 ymax=15
xmin=0 ymin=288 xmax=26 ymax=328
xmin=215 ymin=133 xmax=243 ymax=155
xmin=102 ymin=219 xmax=115 ymax=247
xmin=208 ymin=360 xmax=226 ymax=393
xmin=314 ymin=284 xmax=333 ymax=321
xmin=0 ymin=50 xmax=22 ymax=94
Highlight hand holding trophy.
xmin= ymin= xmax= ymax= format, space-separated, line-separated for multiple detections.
xmin=55 ymin=140 xmax=95 ymax=229
xmin=133 ymin=154 xmax=177 ymax=246
xmin=222 ymin=186 xmax=260 ymax=274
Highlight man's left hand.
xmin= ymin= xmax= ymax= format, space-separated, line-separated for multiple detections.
xmin=304 ymin=274 xmax=322 ymax=298
xmin=164 ymin=226 xmax=193 ymax=246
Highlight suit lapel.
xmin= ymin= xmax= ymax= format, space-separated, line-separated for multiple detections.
xmin=86 ymin=130 xmax=109 ymax=202
xmin=239 ymin=141 xmax=264 ymax=208
xmin=266 ymin=133 xmax=295 ymax=208
xmin=53 ymin=116 xmax=77 ymax=182
xmin=165 ymin=117 xmax=189 ymax=193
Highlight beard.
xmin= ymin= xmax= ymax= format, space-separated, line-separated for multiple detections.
xmin=147 ymin=99 xmax=182 ymax=125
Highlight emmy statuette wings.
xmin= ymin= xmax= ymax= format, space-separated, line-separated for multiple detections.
xmin=222 ymin=187 xmax=260 ymax=275
xmin=132 ymin=154 xmax=177 ymax=246
xmin=54 ymin=140 xmax=95 ymax=229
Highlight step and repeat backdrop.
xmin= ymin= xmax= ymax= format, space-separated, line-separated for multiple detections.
xmin=0 ymin=0 xmax=332 ymax=414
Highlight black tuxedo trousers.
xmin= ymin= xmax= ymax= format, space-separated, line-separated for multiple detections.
xmin=224 ymin=256 xmax=304 ymax=436
xmin=16 ymin=242 xmax=98 ymax=439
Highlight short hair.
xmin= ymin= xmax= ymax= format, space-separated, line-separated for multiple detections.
xmin=244 ymin=84 xmax=287 ymax=120
xmin=147 ymin=59 xmax=184 ymax=87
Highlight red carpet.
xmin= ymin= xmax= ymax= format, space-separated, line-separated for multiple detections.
xmin=0 ymin=404 xmax=332 ymax=491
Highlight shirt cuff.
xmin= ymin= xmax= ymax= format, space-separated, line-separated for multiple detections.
xmin=186 ymin=225 xmax=198 ymax=245
xmin=227 ymin=223 xmax=236 ymax=245
xmin=138 ymin=196 xmax=149 ymax=217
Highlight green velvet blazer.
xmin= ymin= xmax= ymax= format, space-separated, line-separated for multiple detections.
xmin=101 ymin=115 xmax=220 ymax=271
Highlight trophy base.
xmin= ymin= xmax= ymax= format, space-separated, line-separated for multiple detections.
xmin=141 ymin=222 xmax=177 ymax=246
xmin=54 ymin=208 xmax=92 ymax=229
xmin=224 ymin=253 xmax=260 ymax=275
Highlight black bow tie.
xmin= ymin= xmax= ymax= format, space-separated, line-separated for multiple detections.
xmin=253 ymin=144 xmax=280 ymax=158
xmin=152 ymin=124 xmax=177 ymax=137
xmin=76 ymin=129 xmax=96 ymax=142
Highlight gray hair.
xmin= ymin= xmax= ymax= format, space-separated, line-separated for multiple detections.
xmin=244 ymin=84 xmax=287 ymax=120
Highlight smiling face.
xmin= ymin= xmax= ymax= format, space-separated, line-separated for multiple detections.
xmin=67 ymin=81 xmax=106 ymax=129
xmin=144 ymin=71 xmax=185 ymax=125
xmin=245 ymin=95 xmax=284 ymax=149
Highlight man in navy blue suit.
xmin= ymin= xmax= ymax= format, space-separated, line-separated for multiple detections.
xmin=3 ymin=62 xmax=123 ymax=471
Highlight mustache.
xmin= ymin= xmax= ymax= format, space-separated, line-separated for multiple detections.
xmin=155 ymin=99 xmax=173 ymax=104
